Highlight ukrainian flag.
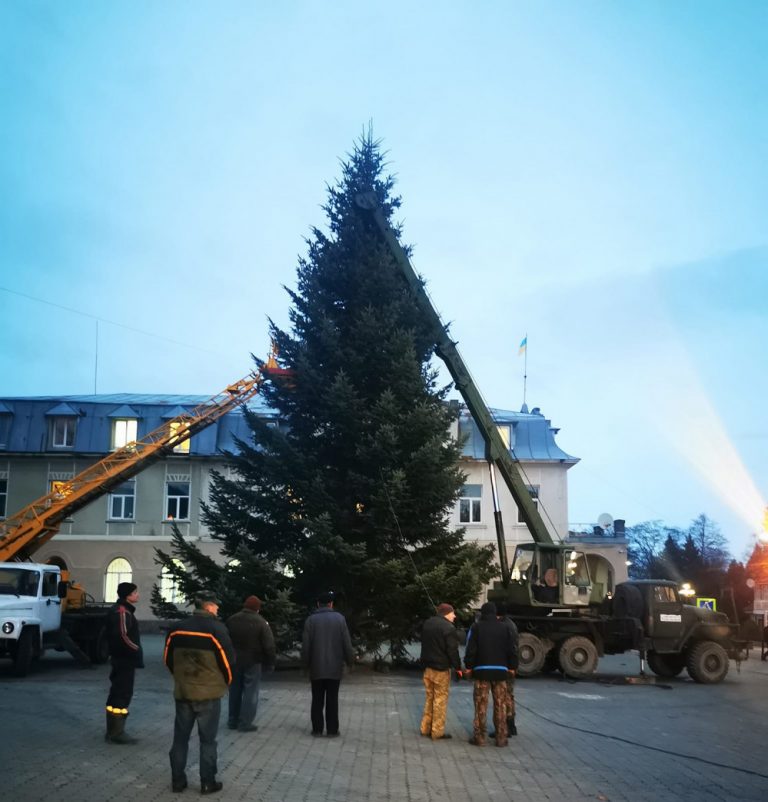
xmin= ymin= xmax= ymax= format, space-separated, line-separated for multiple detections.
xmin=518 ymin=336 xmax=527 ymax=356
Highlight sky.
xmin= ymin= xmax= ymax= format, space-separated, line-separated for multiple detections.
xmin=1 ymin=1 xmax=766 ymax=557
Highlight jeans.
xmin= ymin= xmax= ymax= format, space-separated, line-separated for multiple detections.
xmin=310 ymin=678 xmax=340 ymax=734
xmin=169 ymin=698 xmax=221 ymax=784
xmin=228 ymin=663 xmax=262 ymax=728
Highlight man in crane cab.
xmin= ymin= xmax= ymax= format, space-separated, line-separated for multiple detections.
xmin=104 ymin=582 xmax=143 ymax=745
xmin=533 ymin=568 xmax=559 ymax=604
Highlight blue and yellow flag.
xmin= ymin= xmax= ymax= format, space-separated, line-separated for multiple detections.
xmin=518 ymin=336 xmax=527 ymax=356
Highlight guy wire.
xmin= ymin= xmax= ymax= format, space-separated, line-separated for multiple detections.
xmin=379 ymin=470 xmax=436 ymax=610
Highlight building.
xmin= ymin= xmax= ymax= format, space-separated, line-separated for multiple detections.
xmin=0 ymin=393 xmax=626 ymax=620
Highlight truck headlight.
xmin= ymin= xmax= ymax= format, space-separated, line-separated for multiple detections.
xmin=1 ymin=622 xmax=14 ymax=634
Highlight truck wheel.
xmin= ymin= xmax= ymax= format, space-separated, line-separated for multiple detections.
xmin=647 ymin=651 xmax=685 ymax=678
xmin=517 ymin=633 xmax=547 ymax=677
xmin=558 ymin=636 xmax=598 ymax=679
xmin=686 ymin=641 xmax=729 ymax=684
xmin=12 ymin=629 xmax=36 ymax=677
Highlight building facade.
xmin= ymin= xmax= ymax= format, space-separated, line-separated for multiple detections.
xmin=0 ymin=393 xmax=626 ymax=620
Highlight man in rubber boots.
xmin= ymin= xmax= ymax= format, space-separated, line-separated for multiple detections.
xmin=104 ymin=581 xmax=143 ymax=745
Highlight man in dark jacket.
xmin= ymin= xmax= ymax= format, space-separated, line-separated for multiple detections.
xmin=464 ymin=601 xmax=517 ymax=747
xmin=104 ymin=581 xmax=143 ymax=745
xmin=301 ymin=591 xmax=354 ymax=737
xmin=419 ymin=602 xmax=461 ymax=740
xmin=225 ymin=594 xmax=276 ymax=732
xmin=164 ymin=593 xmax=236 ymax=795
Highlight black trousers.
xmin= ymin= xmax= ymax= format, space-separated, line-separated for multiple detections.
xmin=310 ymin=678 xmax=341 ymax=734
xmin=107 ymin=659 xmax=135 ymax=709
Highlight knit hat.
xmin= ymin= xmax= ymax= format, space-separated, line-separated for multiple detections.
xmin=480 ymin=601 xmax=497 ymax=617
xmin=243 ymin=595 xmax=262 ymax=611
xmin=436 ymin=603 xmax=454 ymax=616
xmin=117 ymin=582 xmax=137 ymax=599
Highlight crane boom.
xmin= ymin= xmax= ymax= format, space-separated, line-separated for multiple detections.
xmin=0 ymin=373 xmax=264 ymax=562
xmin=355 ymin=192 xmax=554 ymax=584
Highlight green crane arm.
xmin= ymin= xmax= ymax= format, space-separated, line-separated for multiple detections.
xmin=355 ymin=193 xmax=554 ymax=584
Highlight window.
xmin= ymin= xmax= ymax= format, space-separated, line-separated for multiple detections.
xmin=160 ymin=560 xmax=186 ymax=604
xmin=517 ymin=485 xmax=540 ymax=523
xmin=104 ymin=557 xmax=132 ymax=602
xmin=0 ymin=476 xmax=6 ymax=518
xmin=50 ymin=416 xmax=77 ymax=448
xmin=41 ymin=572 xmax=58 ymax=597
xmin=0 ymin=414 xmax=11 ymax=448
xmin=654 ymin=585 xmax=678 ymax=603
xmin=112 ymin=419 xmax=137 ymax=450
xmin=757 ymin=584 xmax=768 ymax=602
xmin=496 ymin=424 xmax=511 ymax=449
xmin=459 ymin=484 xmax=482 ymax=523
xmin=169 ymin=421 xmax=191 ymax=454
xmin=109 ymin=481 xmax=135 ymax=520
xmin=166 ymin=481 xmax=191 ymax=520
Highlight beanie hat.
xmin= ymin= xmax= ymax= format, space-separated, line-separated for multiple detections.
xmin=480 ymin=601 xmax=497 ymax=617
xmin=436 ymin=603 xmax=454 ymax=616
xmin=117 ymin=582 xmax=137 ymax=599
xmin=243 ymin=595 xmax=262 ymax=611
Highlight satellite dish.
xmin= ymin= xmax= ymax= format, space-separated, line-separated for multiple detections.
xmin=597 ymin=513 xmax=614 ymax=529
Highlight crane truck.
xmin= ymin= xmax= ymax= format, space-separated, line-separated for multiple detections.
xmin=0 ymin=373 xmax=264 ymax=675
xmin=355 ymin=193 xmax=749 ymax=683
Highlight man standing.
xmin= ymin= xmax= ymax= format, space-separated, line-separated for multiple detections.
xmin=301 ymin=591 xmax=354 ymax=737
xmin=225 ymin=595 xmax=276 ymax=732
xmin=419 ymin=602 xmax=460 ymax=740
xmin=464 ymin=601 xmax=517 ymax=747
xmin=164 ymin=592 xmax=235 ymax=795
xmin=105 ymin=581 xmax=143 ymax=745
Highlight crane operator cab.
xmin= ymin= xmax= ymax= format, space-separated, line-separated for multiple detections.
xmin=508 ymin=544 xmax=592 ymax=609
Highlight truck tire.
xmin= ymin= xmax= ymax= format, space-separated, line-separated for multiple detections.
xmin=558 ymin=635 xmax=598 ymax=679
xmin=12 ymin=629 xmax=36 ymax=677
xmin=517 ymin=633 xmax=548 ymax=677
xmin=647 ymin=651 xmax=685 ymax=678
xmin=686 ymin=641 xmax=729 ymax=684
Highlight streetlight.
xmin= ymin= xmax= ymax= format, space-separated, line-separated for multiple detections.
xmin=679 ymin=582 xmax=696 ymax=598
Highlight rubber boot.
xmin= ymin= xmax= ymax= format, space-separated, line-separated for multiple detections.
xmin=508 ymin=716 xmax=517 ymax=736
xmin=105 ymin=711 xmax=138 ymax=745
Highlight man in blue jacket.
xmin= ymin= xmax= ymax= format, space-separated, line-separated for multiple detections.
xmin=464 ymin=601 xmax=517 ymax=747
xmin=301 ymin=591 xmax=354 ymax=737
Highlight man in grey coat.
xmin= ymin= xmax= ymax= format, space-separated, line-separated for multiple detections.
xmin=301 ymin=591 xmax=354 ymax=737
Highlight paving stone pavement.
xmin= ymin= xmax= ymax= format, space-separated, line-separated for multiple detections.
xmin=2 ymin=635 xmax=767 ymax=801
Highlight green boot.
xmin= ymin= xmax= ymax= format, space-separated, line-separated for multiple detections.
xmin=105 ymin=711 xmax=138 ymax=745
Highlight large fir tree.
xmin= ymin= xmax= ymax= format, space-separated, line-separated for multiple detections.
xmin=154 ymin=134 xmax=496 ymax=659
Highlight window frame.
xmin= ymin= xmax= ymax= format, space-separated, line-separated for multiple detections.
xmin=165 ymin=480 xmax=191 ymax=521
xmin=50 ymin=416 xmax=77 ymax=449
xmin=111 ymin=418 xmax=138 ymax=450
xmin=108 ymin=480 xmax=136 ymax=521
xmin=0 ymin=475 xmax=7 ymax=519
xmin=458 ymin=483 xmax=482 ymax=524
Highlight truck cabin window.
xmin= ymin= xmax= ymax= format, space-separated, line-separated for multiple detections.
xmin=0 ymin=568 xmax=40 ymax=596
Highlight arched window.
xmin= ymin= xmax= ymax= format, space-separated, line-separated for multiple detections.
xmin=104 ymin=557 xmax=132 ymax=602
xmin=160 ymin=560 xmax=186 ymax=604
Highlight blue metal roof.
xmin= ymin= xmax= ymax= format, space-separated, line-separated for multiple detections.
xmin=0 ymin=394 xmax=274 ymax=456
xmin=459 ymin=405 xmax=578 ymax=464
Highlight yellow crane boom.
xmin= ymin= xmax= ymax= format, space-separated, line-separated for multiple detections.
xmin=0 ymin=373 xmax=264 ymax=562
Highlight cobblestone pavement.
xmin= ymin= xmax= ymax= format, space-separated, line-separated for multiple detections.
xmin=1 ymin=636 xmax=767 ymax=802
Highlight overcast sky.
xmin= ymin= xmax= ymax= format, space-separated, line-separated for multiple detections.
xmin=1 ymin=1 xmax=766 ymax=557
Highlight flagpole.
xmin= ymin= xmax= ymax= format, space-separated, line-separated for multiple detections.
xmin=519 ymin=332 xmax=528 ymax=408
